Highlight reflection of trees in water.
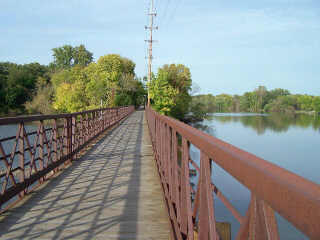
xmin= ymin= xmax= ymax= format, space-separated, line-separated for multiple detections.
xmin=191 ymin=122 xmax=216 ymax=136
xmin=210 ymin=113 xmax=320 ymax=135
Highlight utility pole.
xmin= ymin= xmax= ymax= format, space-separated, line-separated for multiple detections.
xmin=145 ymin=0 xmax=157 ymax=107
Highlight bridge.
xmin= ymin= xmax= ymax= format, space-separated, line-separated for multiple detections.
xmin=0 ymin=106 xmax=319 ymax=240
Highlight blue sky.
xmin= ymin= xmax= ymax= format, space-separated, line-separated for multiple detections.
xmin=0 ymin=0 xmax=319 ymax=95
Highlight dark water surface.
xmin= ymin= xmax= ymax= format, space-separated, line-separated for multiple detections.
xmin=190 ymin=113 xmax=320 ymax=239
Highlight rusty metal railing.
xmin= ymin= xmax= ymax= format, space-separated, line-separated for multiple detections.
xmin=145 ymin=107 xmax=320 ymax=240
xmin=0 ymin=106 xmax=134 ymax=212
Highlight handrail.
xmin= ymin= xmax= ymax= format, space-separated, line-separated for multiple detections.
xmin=145 ymin=107 xmax=320 ymax=240
xmin=0 ymin=106 xmax=134 ymax=212
xmin=0 ymin=107 xmax=127 ymax=125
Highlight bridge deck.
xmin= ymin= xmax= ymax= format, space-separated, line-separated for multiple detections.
xmin=0 ymin=111 xmax=171 ymax=240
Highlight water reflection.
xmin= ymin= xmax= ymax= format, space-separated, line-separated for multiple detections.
xmin=191 ymin=121 xmax=216 ymax=136
xmin=189 ymin=113 xmax=319 ymax=239
xmin=207 ymin=113 xmax=320 ymax=135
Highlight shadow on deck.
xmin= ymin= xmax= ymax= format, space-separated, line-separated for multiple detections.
xmin=0 ymin=111 xmax=170 ymax=240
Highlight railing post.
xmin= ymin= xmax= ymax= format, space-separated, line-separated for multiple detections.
xmin=246 ymin=195 xmax=280 ymax=240
xmin=52 ymin=119 xmax=59 ymax=174
xmin=79 ymin=115 xmax=83 ymax=147
xmin=64 ymin=117 xmax=72 ymax=165
xmin=180 ymin=138 xmax=194 ymax=239
xmin=71 ymin=116 xmax=76 ymax=160
xmin=18 ymin=122 xmax=25 ymax=197
xmin=85 ymin=113 xmax=89 ymax=143
xmin=198 ymin=154 xmax=217 ymax=240
xmin=39 ymin=120 xmax=44 ymax=182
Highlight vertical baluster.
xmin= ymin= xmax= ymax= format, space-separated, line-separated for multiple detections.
xmin=92 ymin=112 xmax=95 ymax=136
xmin=63 ymin=118 xmax=68 ymax=158
xmin=107 ymin=109 xmax=110 ymax=127
xmin=245 ymin=194 xmax=279 ymax=240
xmin=68 ymin=117 xmax=72 ymax=161
xmin=167 ymin=126 xmax=172 ymax=201
xmin=79 ymin=115 xmax=83 ymax=147
xmin=52 ymin=119 xmax=59 ymax=175
xmin=72 ymin=116 xmax=76 ymax=160
xmin=39 ymin=120 xmax=44 ymax=182
xmin=53 ymin=119 xmax=57 ymax=163
xmin=89 ymin=113 xmax=92 ymax=139
xmin=116 ymin=108 xmax=119 ymax=121
xmin=198 ymin=153 xmax=217 ymax=240
xmin=171 ymin=130 xmax=180 ymax=223
xmin=19 ymin=123 xmax=25 ymax=197
xmin=102 ymin=109 xmax=105 ymax=131
xmin=180 ymin=138 xmax=194 ymax=239
xmin=162 ymin=123 xmax=167 ymax=181
xmin=161 ymin=122 xmax=165 ymax=170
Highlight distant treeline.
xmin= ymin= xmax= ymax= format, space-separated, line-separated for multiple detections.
xmin=191 ymin=86 xmax=320 ymax=118
xmin=212 ymin=113 xmax=320 ymax=135
xmin=0 ymin=44 xmax=146 ymax=115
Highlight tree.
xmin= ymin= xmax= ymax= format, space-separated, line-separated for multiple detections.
xmin=297 ymin=95 xmax=313 ymax=111
xmin=150 ymin=64 xmax=192 ymax=119
xmin=254 ymin=86 xmax=268 ymax=111
xmin=264 ymin=95 xmax=296 ymax=113
xmin=266 ymin=88 xmax=290 ymax=102
xmin=52 ymin=45 xmax=74 ymax=69
xmin=215 ymin=94 xmax=233 ymax=112
xmin=73 ymin=44 xmax=93 ymax=66
xmin=25 ymin=77 xmax=55 ymax=114
xmin=51 ymin=54 xmax=141 ymax=112
xmin=149 ymin=71 xmax=178 ymax=115
xmin=0 ymin=63 xmax=9 ymax=111
xmin=149 ymin=64 xmax=192 ymax=119
xmin=312 ymin=96 xmax=320 ymax=113
xmin=4 ymin=63 xmax=48 ymax=110
xmin=52 ymin=44 xmax=93 ymax=69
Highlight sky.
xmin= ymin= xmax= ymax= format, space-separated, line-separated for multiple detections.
xmin=0 ymin=0 xmax=319 ymax=95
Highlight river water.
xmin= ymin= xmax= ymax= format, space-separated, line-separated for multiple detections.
xmin=190 ymin=113 xmax=320 ymax=239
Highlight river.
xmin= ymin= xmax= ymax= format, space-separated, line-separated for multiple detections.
xmin=190 ymin=113 xmax=320 ymax=239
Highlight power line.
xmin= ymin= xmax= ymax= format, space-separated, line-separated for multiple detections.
xmin=158 ymin=0 xmax=170 ymax=28
xmin=164 ymin=0 xmax=182 ymax=30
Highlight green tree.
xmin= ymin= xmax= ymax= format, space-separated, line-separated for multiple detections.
xmin=312 ymin=96 xmax=320 ymax=113
xmin=254 ymin=86 xmax=268 ymax=111
xmin=150 ymin=64 xmax=192 ymax=119
xmin=52 ymin=44 xmax=93 ymax=69
xmin=52 ymin=54 xmax=141 ymax=112
xmin=215 ymin=94 xmax=233 ymax=112
xmin=25 ymin=77 xmax=55 ymax=114
xmin=73 ymin=44 xmax=93 ymax=66
xmin=297 ymin=95 xmax=313 ymax=111
xmin=52 ymin=45 xmax=74 ymax=69
xmin=0 ymin=63 xmax=9 ymax=111
xmin=149 ymin=71 xmax=178 ymax=115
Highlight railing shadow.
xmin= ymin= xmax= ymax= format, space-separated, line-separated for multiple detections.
xmin=0 ymin=111 xmax=144 ymax=240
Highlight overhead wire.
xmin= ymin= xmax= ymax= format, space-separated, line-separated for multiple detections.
xmin=158 ymin=0 xmax=170 ymax=28
xmin=144 ymin=0 xmax=150 ymax=79
xmin=164 ymin=0 xmax=183 ymax=30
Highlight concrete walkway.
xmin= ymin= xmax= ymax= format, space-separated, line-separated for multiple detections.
xmin=0 ymin=111 xmax=171 ymax=240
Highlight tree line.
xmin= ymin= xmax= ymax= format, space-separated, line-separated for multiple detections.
xmin=2 ymin=47 xmax=319 ymax=120
xmin=0 ymin=44 xmax=146 ymax=115
xmin=191 ymin=86 xmax=320 ymax=119
xmin=212 ymin=113 xmax=320 ymax=135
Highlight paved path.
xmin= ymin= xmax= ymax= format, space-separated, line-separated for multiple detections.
xmin=0 ymin=111 xmax=171 ymax=240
